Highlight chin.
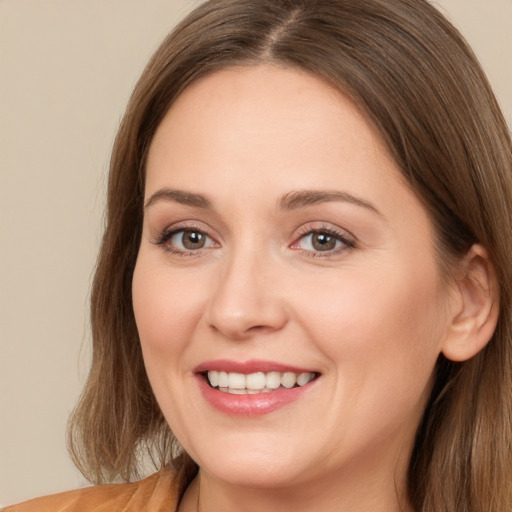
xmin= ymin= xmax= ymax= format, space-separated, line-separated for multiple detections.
xmin=185 ymin=432 xmax=315 ymax=488
xmin=200 ymin=458 xmax=305 ymax=489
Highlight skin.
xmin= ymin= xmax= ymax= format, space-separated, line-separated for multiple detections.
xmin=132 ymin=65 xmax=462 ymax=512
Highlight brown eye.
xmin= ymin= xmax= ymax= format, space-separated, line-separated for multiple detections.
xmin=311 ymin=232 xmax=337 ymax=251
xmin=293 ymin=229 xmax=353 ymax=255
xmin=170 ymin=229 xmax=213 ymax=251
xmin=182 ymin=230 xmax=206 ymax=249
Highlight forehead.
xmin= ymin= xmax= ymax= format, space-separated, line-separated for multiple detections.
xmin=146 ymin=65 xmax=398 ymax=191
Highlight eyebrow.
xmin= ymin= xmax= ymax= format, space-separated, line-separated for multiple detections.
xmin=278 ymin=190 xmax=383 ymax=216
xmin=145 ymin=188 xmax=213 ymax=210
xmin=144 ymin=187 xmax=383 ymax=217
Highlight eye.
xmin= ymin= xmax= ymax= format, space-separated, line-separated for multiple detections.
xmin=170 ymin=229 xmax=213 ymax=250
xmin=302 ymin=232 xmax=339 ymax=251
xmin=153 ymin=227 xmax=218 ymax=255
xmin=292 ymin=227 xmax=355 ymax=255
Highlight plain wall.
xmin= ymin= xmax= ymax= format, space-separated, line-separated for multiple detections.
xmin=1 ymin=0 xmax=510 ymax=506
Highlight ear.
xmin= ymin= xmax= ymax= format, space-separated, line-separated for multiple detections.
xmin=441 ymin=244 xmax=499 ymax=362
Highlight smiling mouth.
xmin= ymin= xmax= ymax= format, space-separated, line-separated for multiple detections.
xmin=205 ymin=371 xmax=318 ymax=395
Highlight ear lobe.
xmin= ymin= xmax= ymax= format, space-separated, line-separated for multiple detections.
xmin=441 ymin=244 xmax=499 ymax=362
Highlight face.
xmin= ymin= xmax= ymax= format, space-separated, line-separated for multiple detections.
xmin=132 ymin=65 xmax=455 ymax=493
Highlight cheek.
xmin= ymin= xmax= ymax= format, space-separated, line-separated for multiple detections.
xmin=293 ymin=262 xmax=448 ymax=393
xmin=132 ymin=256 xmax=206 ymax=362
xmin=131 ymin=255 xmax=209 ymax=445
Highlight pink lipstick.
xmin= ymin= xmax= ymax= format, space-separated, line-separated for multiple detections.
xmin=194 ymin=359 xmax=319 ymax=416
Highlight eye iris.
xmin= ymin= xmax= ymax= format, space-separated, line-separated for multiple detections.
xmin=312 ymin=232 xmax=336 ymax=251
xmin=182 ymin=231 xmax=205 ymax=250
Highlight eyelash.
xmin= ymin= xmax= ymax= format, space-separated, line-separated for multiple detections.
xmin=291 ymin=225 xmax=355 ymax=257
xmin=152 ymin=225 xmax=215 ymax=257
xmin=152 ymin=224 xmax=355 ymax=257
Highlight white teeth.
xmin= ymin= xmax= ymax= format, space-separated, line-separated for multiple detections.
xmin=208 ymin=371 xmax=219 ymax=387
xmin=228 ymin=372 xmax=246 ymax=389
xmin=217 ymin=371 xmax=229 ymax=388
xmin=297 ymin=372 xmax=314 ymax=386
xmin=281 ymin=372 xmax=296 ymax=389
xmin=266 ymin=371 xmax=281 ymax=389
xmin=206 ymin=370 xmax=315 ymax=393
xmin=227 ymin=388 xmax=247 ymax=394
xmin=246 ymin=372 xmax=266 ymax=390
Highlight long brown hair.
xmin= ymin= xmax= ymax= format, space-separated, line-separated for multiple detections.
xmin=68 ymin=0 xmax=512 ymax=509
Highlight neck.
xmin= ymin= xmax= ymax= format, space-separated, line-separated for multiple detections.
xmin=181 ymin=461 xmax=414 ymax=512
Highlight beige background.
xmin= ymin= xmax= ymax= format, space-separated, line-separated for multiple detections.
xmin=1 ymin=0 xmax=510 ymax=506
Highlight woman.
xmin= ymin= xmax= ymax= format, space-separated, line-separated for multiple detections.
xmin=5 ymin=0 xmax=511 ymax=510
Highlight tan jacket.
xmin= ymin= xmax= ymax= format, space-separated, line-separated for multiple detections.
xmin=2 ymin=471 xmax=178 ymax=512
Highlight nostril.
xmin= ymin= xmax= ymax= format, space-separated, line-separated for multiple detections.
xmin=248 ymin=325 xmax=269 ymax=332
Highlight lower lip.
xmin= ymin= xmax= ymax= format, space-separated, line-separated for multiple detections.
xmin=196 ymin=375 xmax=316 ymax=416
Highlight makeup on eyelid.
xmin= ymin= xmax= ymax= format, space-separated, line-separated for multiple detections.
xmin=144 ymin=194 xmax=385 ymax=262
xmin=151 ymin=223 xmax=356 ymax=258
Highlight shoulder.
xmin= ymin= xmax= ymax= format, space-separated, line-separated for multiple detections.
xmin=2 ymin=470 xmax=178 ymax=512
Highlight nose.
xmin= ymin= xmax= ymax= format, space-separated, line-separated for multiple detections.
xmin=206 ymin=249 xmax=289 ymax=341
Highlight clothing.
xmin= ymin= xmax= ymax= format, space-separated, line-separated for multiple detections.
xmin=2 ymin=471 xmax=178 ymax=512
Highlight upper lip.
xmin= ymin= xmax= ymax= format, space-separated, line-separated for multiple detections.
xmin=194 ymin=359 xmax=318 ymax=374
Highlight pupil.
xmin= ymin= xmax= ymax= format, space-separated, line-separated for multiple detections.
xmin=183 ymin=231 xmax=205 ymax=249
xmin=312 ymin=233 xmax=335 ymax=251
